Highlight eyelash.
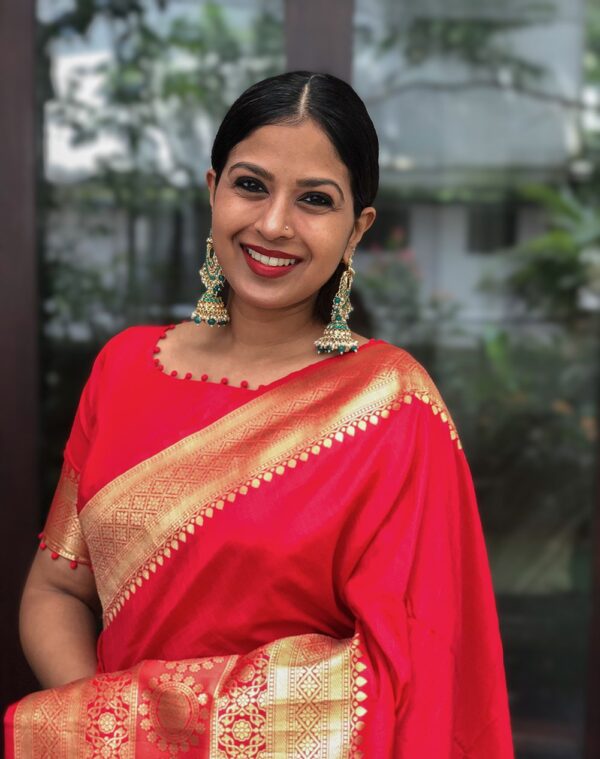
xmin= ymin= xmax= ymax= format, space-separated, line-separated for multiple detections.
xmin=233 ymin=177 xmax=334 ymax=207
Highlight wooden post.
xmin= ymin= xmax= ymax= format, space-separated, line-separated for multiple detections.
xmin=0 ymin=0 xmax=40 ymax=712
xmin=585 ymin=369 xmax=600 ymax=757
xmin=285 ymin=0 xmax=355 ymax=83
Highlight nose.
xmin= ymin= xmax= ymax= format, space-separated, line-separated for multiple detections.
xmin=254 ymin=195 xmax=294 ymax=240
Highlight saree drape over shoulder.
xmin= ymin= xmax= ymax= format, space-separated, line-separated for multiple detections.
xmin=5 ymin=325 xmax=513 ymax=758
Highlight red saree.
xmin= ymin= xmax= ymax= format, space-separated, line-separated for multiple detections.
xmin=5 ymin=324 xmax=513 ymax=757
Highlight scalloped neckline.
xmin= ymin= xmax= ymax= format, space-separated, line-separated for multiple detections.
xmin=149 ymin=322 xmax=383 ymax=393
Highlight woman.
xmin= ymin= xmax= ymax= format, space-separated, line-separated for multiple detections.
xmin=6 ymin=71 xmax=513 ymax=757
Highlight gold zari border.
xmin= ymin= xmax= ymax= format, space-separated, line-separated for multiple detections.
xmin=12 ymin=632 xmax=367 ymax=759
xmin=13 ymin=667 xmax=137 ymax=758
xmin=79 ymin=344 xmax=459 ymax=625
xmin=264 ymin=632 xmax=368 ymax=758
xmin=42 ymin=460 xmax=90 ymax=565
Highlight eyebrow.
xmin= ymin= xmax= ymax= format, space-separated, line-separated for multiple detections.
xmin=227 ymin=161 xmax=345 ymax=201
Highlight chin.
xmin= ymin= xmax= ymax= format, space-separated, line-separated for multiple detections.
xmin=228 ymin=283 xmax=314 ymax=315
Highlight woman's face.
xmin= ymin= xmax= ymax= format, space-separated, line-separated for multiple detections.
xmin=206 ymin=119 xmax=375 ymax=317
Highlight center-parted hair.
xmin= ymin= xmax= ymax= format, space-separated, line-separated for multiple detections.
xmin=210 ymin=70 xmax=380 ymax=323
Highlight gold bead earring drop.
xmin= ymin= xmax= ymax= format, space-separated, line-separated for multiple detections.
xmin=314 ymin=247 xmax=358 ymax=355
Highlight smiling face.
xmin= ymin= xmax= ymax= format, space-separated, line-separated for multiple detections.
xmin=206 ymin=119 xmax=375 ymax=319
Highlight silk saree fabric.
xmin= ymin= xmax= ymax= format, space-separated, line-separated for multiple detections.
xmin=5 ymin=324 xmax=514 ymax=757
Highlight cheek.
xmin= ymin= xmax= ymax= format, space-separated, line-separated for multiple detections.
xmin=212 ymin=197 xmax=252 ymax=230
xmin=298 ymin=218 xmax=350 ymax=262
xmin=290 ymin=210 xmax=344 ymax=242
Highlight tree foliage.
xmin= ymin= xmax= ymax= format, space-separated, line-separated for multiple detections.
xmin=358 ymin=0 xmax=556 ymax=103
xmin=505 ymin=185 xmax=600 ymax=324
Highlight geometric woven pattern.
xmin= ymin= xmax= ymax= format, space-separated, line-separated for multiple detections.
xmin=78 ymin=343 xmax=460 ymax=626
xmin=12 ymin=633 xmax=367 ymax=758
xmin=41 ymin=460 xmax=90 ymax=565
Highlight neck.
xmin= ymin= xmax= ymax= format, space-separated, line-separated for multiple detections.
xmin=216 ymin=294 xmax=325 ymax=363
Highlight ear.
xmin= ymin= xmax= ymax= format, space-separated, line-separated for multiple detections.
xmin=343 ymin=206 xmax=377 ymax=264
xmin=206 ymin=168 xmax=217 ymax=209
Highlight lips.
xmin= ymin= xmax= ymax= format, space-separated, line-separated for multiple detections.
xmin=241 ymin=243 xmax=302 ymax=262
xmin=241 ymin=243 xmax=302 ymax=279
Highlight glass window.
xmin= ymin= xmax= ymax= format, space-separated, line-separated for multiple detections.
xmin=35 ymin=1 xmax=598 ymax=754
xmin=467 ymin=201 xmax=519 ymax=253
xmin=353 ymin=1 xmax=596 ymax=757
xmin=37 ymin=0 xmax=285 ymax=498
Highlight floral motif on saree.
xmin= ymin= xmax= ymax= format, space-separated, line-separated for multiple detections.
xmin=10 ymin=633 xmax=367 ymax=758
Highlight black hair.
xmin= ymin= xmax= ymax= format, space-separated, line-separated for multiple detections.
xmin=210 ymin=70 xmax=379 ymax=324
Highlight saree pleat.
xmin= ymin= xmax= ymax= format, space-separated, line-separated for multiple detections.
xmin=5 ymin=325 xmax=514 ymax=757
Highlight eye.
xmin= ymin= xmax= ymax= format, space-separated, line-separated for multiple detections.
xmin=301 ymin=193 xmax=333 ymax=207
xmin=234 ymin=176 xmax=266 ymax=193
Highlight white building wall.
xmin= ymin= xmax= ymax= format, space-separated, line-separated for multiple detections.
xmin=407 ymin=203 xmax=548 ymax=329
xmin=354 ymin=0 xmax=585 ymax=178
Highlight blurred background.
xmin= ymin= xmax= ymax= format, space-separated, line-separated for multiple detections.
xmin=1 ymin=1 xmax=599 ymax=757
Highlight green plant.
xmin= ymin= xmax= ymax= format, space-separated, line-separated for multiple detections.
xmin=504 ymin=184 xmax=600 ymax=325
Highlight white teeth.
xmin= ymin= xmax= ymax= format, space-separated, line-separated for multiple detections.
xmin=245 ymin=247 xmax=297 ymax=267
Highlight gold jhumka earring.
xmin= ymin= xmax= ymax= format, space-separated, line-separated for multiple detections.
xmin=314 ymin=248 xmax=358 ymax=355
xmin=190 ymin=233 xmax=230 ymax=326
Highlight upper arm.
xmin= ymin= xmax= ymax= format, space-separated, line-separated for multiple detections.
xmin=23 ymin=547 xmax=100 ymax=616
xmin=21 ymin=338 xmax=115 ymax=619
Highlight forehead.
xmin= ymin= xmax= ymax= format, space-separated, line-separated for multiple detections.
xmin=226 ymin=120 xmax=350 ymax=184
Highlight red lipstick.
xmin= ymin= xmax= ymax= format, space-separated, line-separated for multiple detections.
xmin=241 ymin=243 xmax=302 ymax=260
xmin=241 ymin=243 xmax=301 ymax=279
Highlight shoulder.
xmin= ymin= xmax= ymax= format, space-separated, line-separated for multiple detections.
xmin=97 ymin=324 xmax=164 ymax=359
xmin=86 ymin=324 xmax=166 ymax=380
xmin=368 ymin=341 xmax=439 ymax=398
xmin=367 ymin=341 xmax=461 ymax=447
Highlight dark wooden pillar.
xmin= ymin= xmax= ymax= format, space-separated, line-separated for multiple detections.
xmin=0 ymin=0 xmax=40 ymax=714
xmin=285 ymin=0 xmax=355 ymax=83
xmin=585 ymin=369 xmax=600 ymax=758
